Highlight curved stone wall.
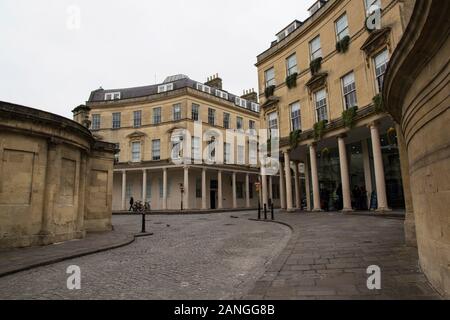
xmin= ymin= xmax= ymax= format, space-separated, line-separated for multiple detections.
xmin=384 ymin=0 xmax=450 ymax=297
xmin=0 ymin=101 xmax=115 ymax=248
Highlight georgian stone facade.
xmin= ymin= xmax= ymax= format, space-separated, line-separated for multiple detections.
xmin=0 ymin=101 xmax=115 ymax=248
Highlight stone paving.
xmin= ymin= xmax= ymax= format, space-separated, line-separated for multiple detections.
xmin=244 ymin=211 xmax=441 ymax=300
xmin=0 ymin=212 xmax=290 ymax=300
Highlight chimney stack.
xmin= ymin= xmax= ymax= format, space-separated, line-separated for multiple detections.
xmin=205 ymin=73 xmax=223 ymax=90
xmin=241 ymin=88 xmax=258 ymax=103
xmin=72 ymin=105 xmax=92 ymax=129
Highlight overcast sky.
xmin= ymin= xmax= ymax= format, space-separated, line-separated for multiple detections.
xmin=0 ymin=0 xmax=310 ymax=118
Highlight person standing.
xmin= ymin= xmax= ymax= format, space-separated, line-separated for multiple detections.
xmin=129 ymin=197 xmax=134 ymax=212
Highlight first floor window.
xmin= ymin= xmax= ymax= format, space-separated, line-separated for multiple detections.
xmin=310 ymin=36 xmax=322 ymax=61
xmin=91 ymin=114 xmax=100 ymax=130
xmin=237 ymin=145 xmax=245 ymax=165
xmin=342 ymin=72 xmax=358 ymax=109
xmin=208 ymin=108 xmax=216 ymax=126
xmin=236 ymin=117 xmax=243 ymax=130
xmin=335 ymin=14 xmax=349 ymax=41
xmin=265 ymin=67 xmax=276 ymax=88
xmin=315 ymin=89 xmax=328 ymax=122
xmin=223 ymin=113 xmax=230 ymax=129
xmin=224 ymin=142 xmax=231 ymax=164
xmin=133 ymin=110 xmax=142 ymax=128
xmin=173 ymin=104 xmax=182 ymax=121
xmin=290 ymin=102 xmax=301 ymax=131
xmin=249 ymin=120 xmax=256 ymax=130
xmin=192 ymin=136 xmax=201 ymax=161
xmin=192 ymin=104 xmax=200 ymax=121
xmin=112 ymin=112 xmax=121 ymax=129
xmin=131 ymin=141 xmax=141 ymax=162
xmin=153 ymin=107 xmax=162 ymax=124
xmin=286 ymin=53 xmax=298 ymax=76
xmin=268 ymin=112 xmax=278 ymax=130
xmin=374 ymin=49 xmax=389 ymax=92
xmin=152 ymin=139 xmax=161 ymax=161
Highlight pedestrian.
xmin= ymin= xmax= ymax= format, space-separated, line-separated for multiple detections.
xmin=129 ymin=197 xmax=134 ymax=212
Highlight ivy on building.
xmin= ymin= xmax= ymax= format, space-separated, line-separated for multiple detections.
xmin=313 ymin=120 xmax=328 ymax=141
xmin=289 ymin=129 xmax=302 ymax=149
xmin=373 ymin=94 xmax=385 ymax=113
xmin=286 ymin=73 xmax=298 ymax=89
xmin=342 ymin=106 xmax=358 ymax=128
xmin=310 ymin=57 xmax=323 ymax=75
xmin=336 ymin=36 xmax=351 ymax=53
xmin=264 ymin=85 xmax=276 ymax=98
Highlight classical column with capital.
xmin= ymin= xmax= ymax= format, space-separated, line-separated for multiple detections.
xmin=218 ymin=170 xmax=223 ymax=209
xmin=284 ymin=151 xmax=294 ymax=211
xmin=142 ymin=169 xmax=147 ymax=203
xmin=304 ymin=160 xmax=312 ymax=211
xmin=245 ymin=173 xmax=251 ymax=208
xmin=279 ymin=161 xmax=286 ymax=210
xmin=337 ymin=135 xmax=352 ymax=212
xmin=232 ymin=172 xmax=237 ymax=209
xmin=121 ymin=170 xmax=127 ymax=211
xmin=369 ymin=122 xmax=390 ymax=212
xmin=309 ymin=144 xmax=321 ymax=211
xmin=293 ymin=161 xmax=301 ymax=209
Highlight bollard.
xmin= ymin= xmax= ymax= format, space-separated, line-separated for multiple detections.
xmin=271 ymin=203 xmax=274 ymax=220
xmin=264 ymin=204 xmax=267 ymax=220
xmin=141 ymin=210 xmax=146 ymax=233
xmin=258 ymin=202 xmax=261 ymax=220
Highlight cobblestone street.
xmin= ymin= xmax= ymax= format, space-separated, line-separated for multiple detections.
xmin=0 ymin=212 xmax=290 ymax=300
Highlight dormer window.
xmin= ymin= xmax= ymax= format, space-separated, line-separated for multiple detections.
xmin=105 ymin=92 xmax=121 ymax=100
xmin=235 ymin=97 xmax=247 ymax=108
xmin=215 ymin=89 xmax=229 ymax=100
xmin=196 ymin=83 xmax=212 ymax=94
xmin=250 ymin=102 xmax=260 ymax=113
xmin=308 ymin=0 xmax=326 ymax=16
xmin=158 ymin=83 xmax=174 ymax=93
xmin=276 ymin=21 xmax=301 ymax=42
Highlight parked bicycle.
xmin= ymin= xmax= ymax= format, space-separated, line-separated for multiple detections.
xmin=132 ymin=201 xmax=151 ymax=213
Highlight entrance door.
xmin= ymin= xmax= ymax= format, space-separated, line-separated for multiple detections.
xmin=210 ymin=191 xmax=217 ymax=209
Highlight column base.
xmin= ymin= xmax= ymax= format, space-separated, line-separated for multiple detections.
xmin=341 ymin=208 xmax=354 ymax=213
xmin=376 ymin=207 xmax=392 ymax=214
xmin=287 ymin=208 xmax=296 ymax=212
xmin=312 ymin=208 xmax=323 ymax=212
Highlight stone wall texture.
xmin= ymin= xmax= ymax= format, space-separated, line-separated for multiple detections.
xmin=0 ymin=101 xmax=116 ymax=248
xmin=384 ymin=0 xmax=450 ymax=298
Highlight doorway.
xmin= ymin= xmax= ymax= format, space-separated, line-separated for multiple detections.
xmin=210 ymin=191 xmax=217 ymax=209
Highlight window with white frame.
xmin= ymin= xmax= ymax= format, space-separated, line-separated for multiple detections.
xmin=192 ymin=136 xmax=201 ymax=161
xmin=157 ymin=83 xmax=174 ymax=93
xmin=286 ymin=54 xmax=298 ymax=76
xmin=224 ymin=142 xmax=231 ymax=164
xmin=196 ymin=83 xmax=212 ymax=94
xmin=131 ymin=141 xmax=141 ymax=162
xmin=133 ymin=110 xmax=142 ymax=128
xmin=310 ymin=36 xmax=322 ymax=61
xmin=173 ymin=104 xmax=182 ymax=121
xmin=191 ymin=104 xmax=200 ymax=121
xmin=91 ymin=114 xmax=100 ymax=130
xmin=153 ymin=107 xmax=162 ymax=124
xmin=152 ymin=139 xmax=160 ymax=161
xmin=265 ymin=67 xmax=276 ymax=88
xmin=236 ymin=117 xmax=243 ymax=130
xmin=208 ymin=108 xmax=215 ymax=126
xmin=114 ymin=143 xmax=120 ymax=163
xmin=215 ymin=89 xmax=228 ymax=100
xmin=249 ymin=120 xmax=256 ymax=130
xmin=235 ymin=97 xmax=247 ymax=108
xmin=112 ymin=112 xmax=121 ymax=129
xmin=290 ymin=102 xmax=301 ymax=131
xmin=342 ymin=72 xmax=358 ymax=109
xmin=365 ymin=0 xmax=381 ymax=14
xmin=268 ymin=112 xmax=278 ymax=130
xmin=223 ymin=113 xmax=230 ymax=129
xmin=237 ymin=145 xmax=245 ymax=165
xmin=336 ymin=14 xmax=349 ymax=41
xmin=374 ymin=49 xmax=389 ymax=92
xmin=314 ymin=89 xmax=328 ymax=122
xmin=250 ymin=102 xmax=260 ymax=112
xmin=104 ymin=92 xmax=121 ymax=101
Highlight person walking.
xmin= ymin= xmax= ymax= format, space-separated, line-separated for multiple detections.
xmin=129 ymin=197 xmax=134 ymax=212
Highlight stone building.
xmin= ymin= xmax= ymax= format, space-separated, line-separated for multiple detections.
xmin=383 ymin=0 xmax=449 ymax=298
xmin=0 ymin=101 xmax=116 ymax=248
xmin=79 ymin=74 xmax=261 ymax=211
xmin=256 ymin=0 xmax=411 ymax=217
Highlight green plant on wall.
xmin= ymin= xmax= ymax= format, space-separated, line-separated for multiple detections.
xmin=313 ymin=120 xmax=328 ymax=141
xmin=264 ymin=85 xmax=276 ymax=98
xmin=289 ymin=129 xmax=302 ymax=149
xmin=286 ymin=73 xmax=298 ymax=89
xmin=336 ymin=35 xmax=351 ymax=53
xmin=310 ymin=57 xmax=323 ymax=75
xmin=373 ymin=94 xmax=384 ymax=113
xmin=387 ymin=127 xmax=397 ymax=146
xmin=321 ymin=147 xmax=331 ymax=162
xmin=342 ymin=106 xmax=358 ymax=128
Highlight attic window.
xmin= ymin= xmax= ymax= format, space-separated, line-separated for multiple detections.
xmin=215 ymin=89 xmax=229 ymax=100
xmin=250 ymin=102 xmax=260 ymax=112
xmin=235 ymin=97 xmax=247 ymax=108
xmin=105 ymin=92 xmax=121 ymax=100
xmin=309 ymin=0 xmax=326 ymax=16
xmin=196 ymin=83 xmax=212 ymax=94
xmin=158 ymin=83 xmax=174 ymax=93
xmin=277 ymin=21 xmax=300 ymax=42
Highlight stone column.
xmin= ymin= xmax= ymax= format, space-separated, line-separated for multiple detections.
xmin=163 ymin=168 xmax=168 ymax=210
xmin=369 ymin=123 xmax=390 ymax=212
xmin=232 ymin=172 xmax=237 ymax=209
xmin=362 ymin=139 xmax=373 ymax=209
xmin=245 ymin=173 xmax=251 ymax=208
xmin=304 ymin=161 xmax=312 ymax=211
xmin=284 ymin=151 xmax=294 ymax=211
xmin=293 ymin=161 xmax=301 ymax=209
xmin=218 ymin=170 xmax=223 ymax=209
xmin=279 ymin=162 xmax=286 ymax=209
xmin=338 ymin=135 xmax=353 ymax=212
xmin=40 ymin=139 xmax=62 ymax=242
xmin=121 ymin=170 xmax=127 ymax=211
xmin=184 ymin=166 xmax=189 ymax=210
xmin=309 ymin=144 xmax=321 ymax=211
xmin=142 ymin=169 xmax=147 ymax=203
xmin=202 ymin=168 xmax=207 ymax=210
xmin=396 ymin=124 xmax=416 ymax=246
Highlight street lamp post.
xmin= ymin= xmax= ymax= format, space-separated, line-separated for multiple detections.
xmin=180 ymin=183 xmax=184 ymax=211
